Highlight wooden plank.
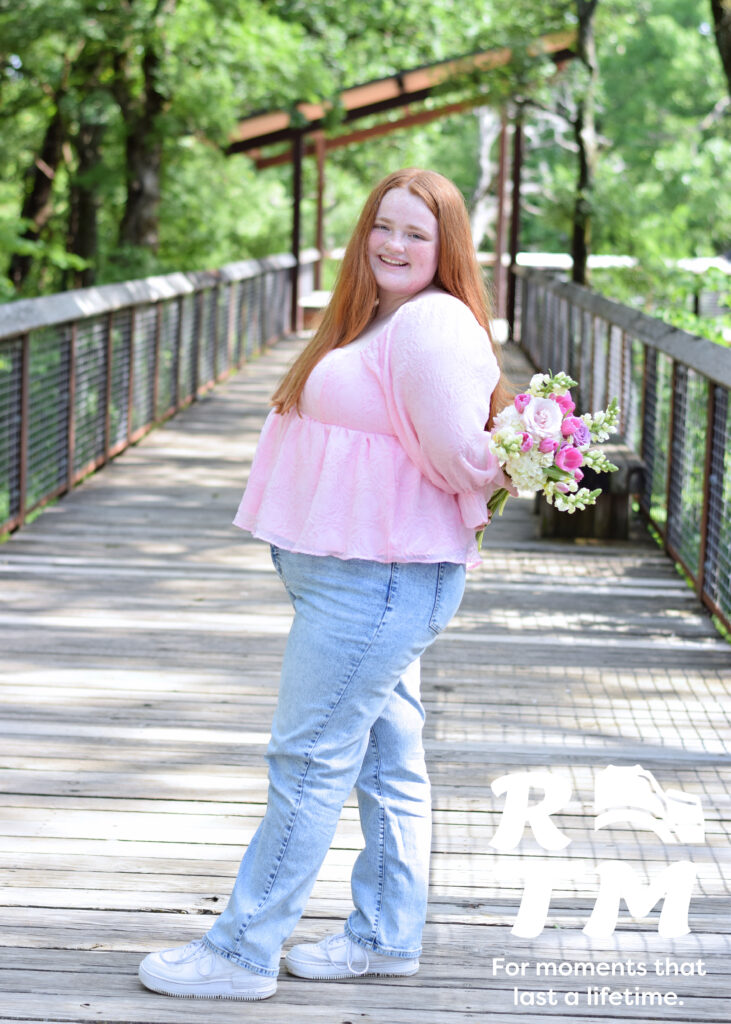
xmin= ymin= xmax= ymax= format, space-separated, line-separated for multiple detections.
xmin=0 ymin=336 xmax=729 ymax=1023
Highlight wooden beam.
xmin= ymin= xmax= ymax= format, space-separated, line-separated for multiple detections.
xmin=253 ymin=97 xmax=483 ymax=171
xmin=227 ymin=30 xmax=577 ymax=153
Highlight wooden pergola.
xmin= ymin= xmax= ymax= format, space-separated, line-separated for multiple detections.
xmin=226 ymin=31 xmax=576 ymax=332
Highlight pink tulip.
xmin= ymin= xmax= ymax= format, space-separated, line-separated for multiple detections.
xmin=552 ymin=392 xmax=575 ymax=415
xmin=514 ymin=393 xmax=531 ymax=414
xmin=561 ymin=415 xmax=584 ymax=438
xmin=555 ymin=444 xmax=583 ymax=472
xmin=574 ymin=468 xmax=584 ymax=483
xmin=520 ymin=432 xmax=534 ymax=452
xmin=539 ymin=438 xmax=558 ymax=454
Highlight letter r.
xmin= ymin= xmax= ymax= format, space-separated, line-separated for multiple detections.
xmin=489 ymin=771 xmax=573 ymax=852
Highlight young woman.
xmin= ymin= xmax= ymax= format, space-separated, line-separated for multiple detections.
xmin=139 ymin=168 xmax=513 ymax=1000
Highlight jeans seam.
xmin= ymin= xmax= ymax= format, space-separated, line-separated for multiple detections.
xmin=370 ymin=728 xmax=385 ymax=944
xmin=428 ymin=562 xmax=446 ymax=635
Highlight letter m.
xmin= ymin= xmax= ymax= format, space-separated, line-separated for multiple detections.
xmin=583 ymin=861 xmax=698 ymax=939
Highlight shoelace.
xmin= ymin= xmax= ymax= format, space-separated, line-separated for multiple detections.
xmin=326 ymin=935 xmax=370 ymax=977
xmin=160 ymin=939 xmax=205 ymax=966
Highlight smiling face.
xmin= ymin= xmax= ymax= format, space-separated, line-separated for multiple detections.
xmin=367 ymin=187 xmax=440 ymax=318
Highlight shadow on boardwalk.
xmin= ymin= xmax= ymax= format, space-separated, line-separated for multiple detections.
xmin=0 ymin=335 xmax=729 ymax=1024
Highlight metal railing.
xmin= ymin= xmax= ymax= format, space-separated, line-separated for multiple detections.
xmin=0 ymin=250 xmax=319 ymax=535
xmin=514 ymin=265 xmax=731 ymax=632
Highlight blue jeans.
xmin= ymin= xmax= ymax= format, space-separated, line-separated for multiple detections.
xmin=204 ymin=547 xmax=466 ymax=977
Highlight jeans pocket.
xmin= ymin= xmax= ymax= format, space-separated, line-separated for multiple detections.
xmin=428 ymin=562 xmax=466 ymax=635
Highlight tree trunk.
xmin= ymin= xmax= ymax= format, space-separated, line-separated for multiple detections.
xmin=118 ymin=125 xmax=163 ymax=250
xmin=7 ymin=103 xmax=66 ymax=290
xmin=571 ymin=0 xmax=600 ymax=286
xmin=114 ymin=45 xmax=167 ymax=251
xmin=67 ymin=121 xmax=106 ymax=288
xmin=710 ymin=0 xmax=731 ymax=96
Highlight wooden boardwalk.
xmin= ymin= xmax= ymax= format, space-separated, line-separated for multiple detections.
xmin=0 ymin=335 xmax=729 ymax=1024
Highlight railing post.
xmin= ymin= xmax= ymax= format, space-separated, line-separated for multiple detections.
xmin=67 ymin=324 xmax=77 ymax=492
xmin=104 ymin=311 xmax=114 ymax=463
xmin=699 ymin=385 xmax=726 ymax=617
xmin=192 ymin=291 xmax=202 ymax=397
xmin=127 ymin=308 xmax=136 ymax=442
xmin=18 ymin=333 xmax=30 ymax=529
xmin=152 ymin=302 xmax=162 ymax=419
xmin=665 ymin=361 xmax=683 ymax=554
xmin=640 ymin=345 xmax=656 ymax=517
xmin=174 ymin=295 xmax=184 ymax=411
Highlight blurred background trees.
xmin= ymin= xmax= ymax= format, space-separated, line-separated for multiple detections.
xmin=0 ymin=0 xmax=728 ymax=330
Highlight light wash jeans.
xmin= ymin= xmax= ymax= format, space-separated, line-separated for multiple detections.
xmin=204 ymin=546 xmax=466 ymax=977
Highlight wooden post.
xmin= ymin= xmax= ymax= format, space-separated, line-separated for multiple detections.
xmin=315 ymin=131 xmax=326 ymax=290
xmin=493 ymin=114 xmax=509 ymax=320
xmin=290 ymin=130 xmax=304 ymax=333
xmin=506 ymin=113 xmax=523 ymax=340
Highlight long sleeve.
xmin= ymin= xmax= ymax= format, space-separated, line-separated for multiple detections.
xmin=375 ymin=289 xmax=504 ymax=528
xmin=235 ymin=286 xmax=504 ymax=565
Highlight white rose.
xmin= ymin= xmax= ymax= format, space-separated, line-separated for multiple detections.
xmin=522 ymin=396 xmax=563 ymax=440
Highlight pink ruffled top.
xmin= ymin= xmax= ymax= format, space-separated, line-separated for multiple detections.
xmin=234 ymin=287 xmax=504 ymax=567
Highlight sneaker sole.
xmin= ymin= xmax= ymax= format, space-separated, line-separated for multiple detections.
xmin=139 ymin=967 xmax=277 ymax=1000
xmin=284 ymin=961 xmax=419 ymax=981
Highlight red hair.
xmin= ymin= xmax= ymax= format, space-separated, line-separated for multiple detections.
xmin=272 ymin=168 xmax=511 ymax=427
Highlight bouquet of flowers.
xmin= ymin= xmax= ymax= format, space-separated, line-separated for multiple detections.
xmin=478 ymin=371 xmax=620 ymax=547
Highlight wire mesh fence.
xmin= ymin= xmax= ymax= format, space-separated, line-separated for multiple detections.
xmin=0 ymin=251 xmax=318 ymax=536
xmin=514 ymin=266 xmax=731 ymax=633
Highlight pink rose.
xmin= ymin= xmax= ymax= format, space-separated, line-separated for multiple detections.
xmin=514 ymin=393 xmax=531 ymax=414
xmin=552 ymin=392 xmax=575 ymax=415
xmin=522 ymin=397 xmax=563 ymax=440
xmin=539 ymin=438 xmax=558 ymax=454
xmin=555 ymin=444 xmax=584 ymax=472
xmin=561 ymin=415 xmax=584 ymax=438
xmin=520 ymin=432 xmax=534 ymax=452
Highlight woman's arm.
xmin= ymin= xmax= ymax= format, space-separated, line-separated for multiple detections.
xmin=379 ymin=290 xmax=509 ymax=523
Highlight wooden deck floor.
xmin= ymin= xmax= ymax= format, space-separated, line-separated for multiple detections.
xmin=1 ymin=335 xmax=729 ymax=1024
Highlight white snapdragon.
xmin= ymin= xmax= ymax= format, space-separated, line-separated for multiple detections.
xmin=528 ymin=372 xmax=552 ymax=394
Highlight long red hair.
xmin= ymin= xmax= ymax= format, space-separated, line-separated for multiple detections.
xmin=271 ymin=168 xmax=512 ymax=427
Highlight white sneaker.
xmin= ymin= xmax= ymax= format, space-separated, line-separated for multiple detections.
xmin=285 ymin=932 xmax=419 ymax=981
xmin=139 ymin=939 xmax=277 ymax=1000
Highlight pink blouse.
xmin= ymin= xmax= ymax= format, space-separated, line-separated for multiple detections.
xmin=233 ymin=287 xmax=504 ymax=567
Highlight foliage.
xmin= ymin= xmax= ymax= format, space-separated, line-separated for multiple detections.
xmin=591 ymin=263 xmax=731 ymax=347
xmin=520 ymin=0 xmax=731 ymax=261
xmin=0 ymin=0 xmax=729 ymax=317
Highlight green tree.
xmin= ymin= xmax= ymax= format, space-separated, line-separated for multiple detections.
xmin=710 ymin=0 xmax=731 ymax=95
